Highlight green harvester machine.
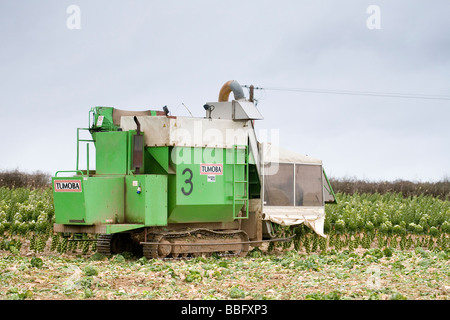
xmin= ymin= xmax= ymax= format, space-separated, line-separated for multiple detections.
xmin=53 ymin=80 xmax=336 ymax=258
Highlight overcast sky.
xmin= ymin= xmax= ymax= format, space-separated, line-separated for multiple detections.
xmin=1 ymin=0 xmax=449 ymax=182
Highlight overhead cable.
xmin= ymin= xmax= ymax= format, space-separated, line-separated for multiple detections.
xmin=242 ymin=85 xmax=450 ymax=101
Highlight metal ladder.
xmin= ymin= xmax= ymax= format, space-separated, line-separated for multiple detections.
xmin=232 ymin=145 xmax=249 ymax=219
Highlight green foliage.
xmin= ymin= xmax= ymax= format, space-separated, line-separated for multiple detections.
xmin=276 ymin=191 xmax=450 ymax=254
xmin=326 ymin=192 xmax=449 ymax=238
xmin=0 ymin=187 xmax=54 ymax=236
xmin=185 ymin=270 xmax=202 ymax=283
xmin=0 ymin=186 xmax=448 ymax=257
xmin=335 ymin=219 xmax=346 ymax=234
xmin=83 ymin=265 xmax=99 ymax=276
xmin=30 ymin=256 xmax=43 ymax=268
xmin=249 ymin=247 xmax=262 ymax=258
xmin=0 ymin=238 xmax=21 ymax=253
xmin=112 ymin=254 xmax=125 ymax=263
xmin=390 ymin=292 xmax=407 ymax=300
xmin=0 ymin=243 xmax=449 ymax=300
xmin=229 ymin=286 xmax=246 ymax=299
xmin=305 ymin=291 xmax=342 ymax=300
xmin=442 ymin=221 xmax=450 ymax=233
xmin=7 ymin=287 xmax=33 ymax=300
xmin=382 ymin=247 xmax=393 ymax=257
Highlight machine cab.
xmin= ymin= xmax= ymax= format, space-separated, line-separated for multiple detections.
xmin=260 ymin=143 xmax=335 ymax=237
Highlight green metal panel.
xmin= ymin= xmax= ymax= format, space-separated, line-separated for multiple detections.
xmin=125 ymin=175 xmax=167 ymax=226
xmin=96 ymin=131 xmax=129 ymax=175
xmin=125 ymin=175 xmax=145 ymax=224
xmin=145 ymin=147 xmax=169 ymax=174
xmin=84 ymin=176 xmax=124 ymax=224
xmin=53 ymin=176 xmax=124 ymax=225
xmin=105 ymin=224 xmax=144 ymax=234
xmin=53 ymin=176 xmax=86 ymax=224
xmin=91 ymin=106 xmax=118 ymax=131
xmin=145 ymin=175 xmax=167 ymax=226
xmin=168 ymin=147 xmax=246 ymax=223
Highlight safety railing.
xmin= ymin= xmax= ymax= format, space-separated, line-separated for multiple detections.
xmin=76 ymin=128 xmax=95 ymax=176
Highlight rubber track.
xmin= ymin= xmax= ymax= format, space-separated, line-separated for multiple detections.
xmin=142 ymin=228 xmax=249 ymax=259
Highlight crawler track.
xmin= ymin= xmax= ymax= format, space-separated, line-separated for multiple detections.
xmin=97 ymin=228 xmax=294 ymax=259
xmin=96 ymin=234 xmax=113 ymax=256
xmin=96 ymin=233 xmax=141 ymax=256
xmin=141 ymin=228 xmax=250 ymax=259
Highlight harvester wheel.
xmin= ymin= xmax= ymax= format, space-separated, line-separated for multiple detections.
xmin=157 ymin=239 xmax=172 ymax=257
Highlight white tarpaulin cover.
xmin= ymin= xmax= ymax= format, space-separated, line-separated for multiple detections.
xmin=261 ymin=142 xmax=322 ymax=165
xmin=262 ymin=207 xmax=326 ymax=237
xmin=120 ymin=116 xmax=251 ymax=148
xmin=260 ymin=143 xmax=326 ymax=237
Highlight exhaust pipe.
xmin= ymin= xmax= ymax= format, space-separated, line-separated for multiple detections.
xmin=133 ymin=116 xmax=143 ymax=174
xmin=218 ymin=80 xmax=246 ymax=102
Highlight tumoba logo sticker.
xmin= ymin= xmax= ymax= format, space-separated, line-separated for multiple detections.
xmin=54 ymin=180 xmax=82 ymax=192
xmin=200 ymin=164 xmax=223 ymax=175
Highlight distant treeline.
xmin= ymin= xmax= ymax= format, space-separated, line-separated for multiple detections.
xmin=329 ymin=177 xmax=450 ymax=200
xmin=0 ymin=169 xmax=51 ymax=189
xmin=0 ymin=169 xmax=449 ymax=200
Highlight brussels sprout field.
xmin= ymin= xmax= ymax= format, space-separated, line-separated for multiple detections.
xmin=0 ymin=185 xmax=449 ymax=300
xmin=0 ymin=187 xmax=448 ymax=256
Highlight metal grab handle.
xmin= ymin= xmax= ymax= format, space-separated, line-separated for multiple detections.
xmin=55 ymin=170 xmax=84 ymax=177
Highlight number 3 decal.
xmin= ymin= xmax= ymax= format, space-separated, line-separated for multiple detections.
xmin=181 ymin=168 xmax=193 ymax=196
